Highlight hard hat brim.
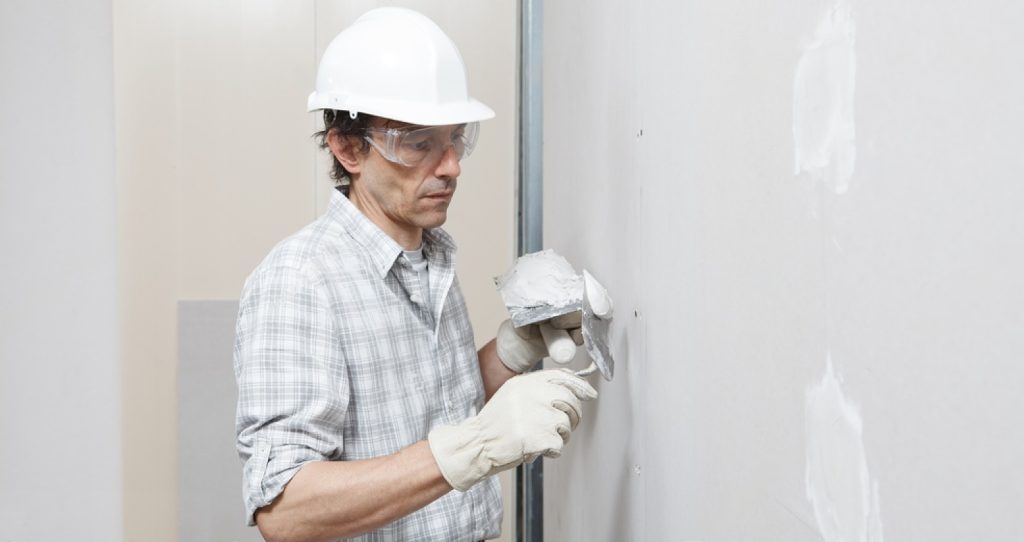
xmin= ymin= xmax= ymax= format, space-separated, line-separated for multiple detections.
xmin=308 ymin=92 xmax=495 ymax=126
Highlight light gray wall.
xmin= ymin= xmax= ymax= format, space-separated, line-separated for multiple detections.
xmin=543 ymin=1 xmax=1024 ymax=541
xmin=0 ymin=0 xmax=122 ymax=540
xmin=178 ymin=301 xmax=262 ymax=542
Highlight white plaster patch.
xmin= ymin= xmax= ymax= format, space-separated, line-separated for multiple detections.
xmin=805 ymin=355 xmax=884 ymax=542
xmin=793 ymin=0 xmax=857 ymax=194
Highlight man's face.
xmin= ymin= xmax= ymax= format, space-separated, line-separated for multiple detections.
xmin=346 ymin=118 xmax=465 ymax=241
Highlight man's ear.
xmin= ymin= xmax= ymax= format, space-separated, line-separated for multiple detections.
xmin=326 ymin=130 xmax=364 ymax=175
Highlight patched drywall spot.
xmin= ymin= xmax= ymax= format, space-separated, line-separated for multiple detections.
xmin=793 ymin=0 xmax=856 ymax=194
xmin=805 ymin=355 xmax=884 ymax=542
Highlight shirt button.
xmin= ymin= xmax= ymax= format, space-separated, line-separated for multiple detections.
xmin=410 ymin=294 xmax=421 ymax=304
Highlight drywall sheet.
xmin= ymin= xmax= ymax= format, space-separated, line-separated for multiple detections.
xmin=178 ymin=301 xmax=262 ymax=541
xmin=0 ymin=0 xmax=122 ymax=539
xmin=542 ymin=1 xmax=1024 ymax=540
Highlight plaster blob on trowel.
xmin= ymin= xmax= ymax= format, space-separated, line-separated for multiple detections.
xmin=495 ymin=249 xmax=615 ymax=380
xmin=495 ymin=250 xmax=583 ymax=326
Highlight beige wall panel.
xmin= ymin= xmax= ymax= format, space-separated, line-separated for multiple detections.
xmin=117 ymin=1 xmax=318 ymax=540
xmin=177 ymin=0 xmax=319 ymax=300
xmin=114 ymin=1 xmax=181 ymax=540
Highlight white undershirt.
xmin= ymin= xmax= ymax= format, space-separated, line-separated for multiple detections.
xmin=402 ymin=246 xmax=432 ymax=320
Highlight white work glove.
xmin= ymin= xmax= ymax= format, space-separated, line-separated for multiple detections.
xmin=496 ymin=314 xmax=582 ymax=373
xmin=495 ymin=274 xmax=614 ymax=373
xmin=427 ymin=369 xmax=598 ymax=491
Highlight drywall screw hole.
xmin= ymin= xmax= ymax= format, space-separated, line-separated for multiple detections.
xmin=632 ymin=464 xmax=642 ymax=476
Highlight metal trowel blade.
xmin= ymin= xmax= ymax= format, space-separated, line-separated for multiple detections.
xmin=505 ymin=301 xmax=581 ymax=328
xmin=582 ymin=270 xmax=614 ymax=381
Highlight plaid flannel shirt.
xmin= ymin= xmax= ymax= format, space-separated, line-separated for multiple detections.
xmin=234 ymin=189 xmax=502 ymax=541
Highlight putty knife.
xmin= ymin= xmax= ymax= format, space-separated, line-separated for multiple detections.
xmin=578 ymin=269 xmax=614 ymax=381
xmin=495 ymin=251 xmax=615 ymax=380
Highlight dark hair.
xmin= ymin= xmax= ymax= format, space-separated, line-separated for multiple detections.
xmin=314 ymin=110 xmax=375 ymax=186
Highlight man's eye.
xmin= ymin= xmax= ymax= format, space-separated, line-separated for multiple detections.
xmin=404 ymin=138 xmax=433 ymax=152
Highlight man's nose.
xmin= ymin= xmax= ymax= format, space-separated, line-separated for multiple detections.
xmin=434 ymin=144 xmax=461 ymax=179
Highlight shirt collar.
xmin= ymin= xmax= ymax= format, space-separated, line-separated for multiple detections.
xmin=327 ymin=188 xmax=457 ymax=279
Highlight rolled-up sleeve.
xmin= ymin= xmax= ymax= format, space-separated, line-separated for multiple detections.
xmin=234 ymin=263 xmax=348 ymax=525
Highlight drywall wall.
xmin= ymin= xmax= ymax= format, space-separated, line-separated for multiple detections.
xmin=0 ymin=0 xmax=122 ymax=540
xmin=542 ymin=1 xmax=1024 ymax=540
xmin=178 ymin=301 xmax=263 ymax=541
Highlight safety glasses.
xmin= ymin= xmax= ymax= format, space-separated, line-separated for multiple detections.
xmin=364 ymin=122 xmax=479 ymax=167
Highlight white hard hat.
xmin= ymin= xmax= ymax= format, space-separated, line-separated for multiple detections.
xmin=308 ymin=7 xmax=495 ymax=126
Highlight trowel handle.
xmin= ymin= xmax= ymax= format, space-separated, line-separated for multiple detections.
xmin=539 ymin=322 xmax=576 ymax=364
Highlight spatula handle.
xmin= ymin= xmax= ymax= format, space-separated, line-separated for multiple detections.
xmin=539 ymin=322 xmax=576 ymax=364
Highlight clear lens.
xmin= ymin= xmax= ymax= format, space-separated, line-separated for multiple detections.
xmin=365 ymin=122 xmax=479 ymax=167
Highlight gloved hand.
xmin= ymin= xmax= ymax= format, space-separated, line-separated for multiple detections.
xmin=495 ymin=313 xmax=581 ymax=373
xmin=427 ymin=369 xmax=598 ymax=491
xmin=495 ymin=273 xmax=614 ymax=373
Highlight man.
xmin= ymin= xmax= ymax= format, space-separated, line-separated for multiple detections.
xmin=234 ymin=7 xmax=610 ymax=542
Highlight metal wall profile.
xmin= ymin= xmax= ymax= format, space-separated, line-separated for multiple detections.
xmin=516 ymin=0 xmax=544 ymax=540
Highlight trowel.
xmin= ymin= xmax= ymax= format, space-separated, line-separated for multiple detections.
xmin=494 ymin=250 xmax=615 ymax=381
xmin=577 ymin=269 xmax=614 ymax=380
